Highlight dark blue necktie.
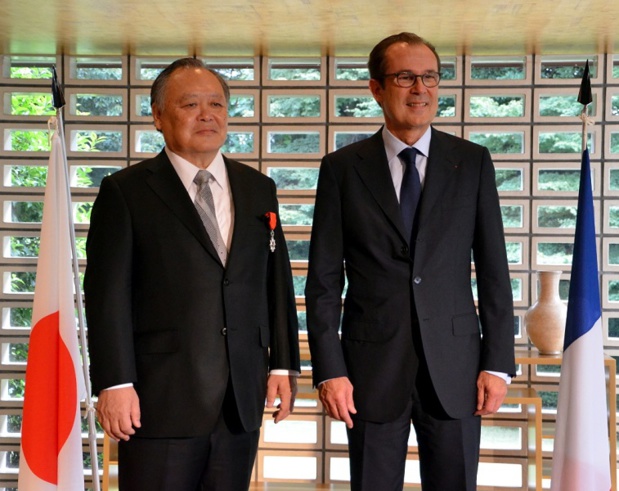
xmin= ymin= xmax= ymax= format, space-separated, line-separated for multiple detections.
xmin=399 ymin=147 xmax=421 ymax=243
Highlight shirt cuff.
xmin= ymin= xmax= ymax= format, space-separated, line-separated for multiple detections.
xmin=103 ymin=383 xmax=134 ymax=391
xmin=485 ymin=370 xmax=511 ymax=384
xmin=270 ymin=369 xmax=300 ymax=377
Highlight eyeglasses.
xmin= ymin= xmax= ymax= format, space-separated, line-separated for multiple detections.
xmin=383 ymin=71 xmax=441 ymax=88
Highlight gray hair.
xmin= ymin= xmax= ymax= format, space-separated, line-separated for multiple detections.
xmin=150 ymin=57 xmax=230 ymax=111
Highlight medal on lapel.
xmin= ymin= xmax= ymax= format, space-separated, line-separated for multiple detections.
xmin=265 ymin=212 xmax=277 ymax=252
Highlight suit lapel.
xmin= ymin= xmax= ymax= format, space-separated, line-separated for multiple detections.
xmin=225 ymin=157 xmax=254 ymax=264
xmin=353 ymin=131 xmax=409 ymax=242
xmin=417 ymin=128 xmax=462 ymax=230
xmin=145 ymin=151 xmax=222 ymax=264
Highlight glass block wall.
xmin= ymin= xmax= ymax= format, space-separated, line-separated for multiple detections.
xmin=1 ymin=53 xmax=618 ymax=490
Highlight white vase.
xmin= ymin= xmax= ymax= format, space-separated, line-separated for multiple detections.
xmin=524 ymin=271 xmax=567 ymax=355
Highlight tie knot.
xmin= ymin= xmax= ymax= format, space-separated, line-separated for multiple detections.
xmin=194 ymin=169 xmax=213 ymax=187
xmin=398 ymin=147 xmax=418 ymax=167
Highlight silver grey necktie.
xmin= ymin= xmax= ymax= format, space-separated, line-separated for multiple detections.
xmin=193 ymin=169 xmax=227 ymax=264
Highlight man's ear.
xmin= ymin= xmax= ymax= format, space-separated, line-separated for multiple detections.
xmin=152 ymin=105 xmax=162 ymax=131
xmin=369 ymin=79 xmax=384 ymax=107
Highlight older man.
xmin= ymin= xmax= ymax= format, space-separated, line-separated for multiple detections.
xmin=85 ymin=58 xmax=300 ymax=490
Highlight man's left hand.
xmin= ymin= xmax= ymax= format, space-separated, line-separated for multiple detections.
xmin=266 ymin=374 xmax=298 ymax=423
xmin=474 ymin=371 xmax=508 ymax=416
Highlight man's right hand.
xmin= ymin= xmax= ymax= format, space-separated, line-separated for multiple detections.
xmin=318 ymin=377 xmax=357 ymax=428
xmin=96 ymin=386 xmax=141 ymax=441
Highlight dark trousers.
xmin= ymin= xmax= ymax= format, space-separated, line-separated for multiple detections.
xmin=118 ymin=385 xmax=259 ymax=491
xmin=347 ymin=389 xmax=481 ymax=491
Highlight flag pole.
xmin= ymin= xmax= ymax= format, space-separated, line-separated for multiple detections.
xmin=578 ymin=60 xmax=593 ymax=152
xmin=51 ymin=67 xmax=101 ymax=491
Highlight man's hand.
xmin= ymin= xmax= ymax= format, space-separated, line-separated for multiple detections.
xmin=318 ymin=377 xmax=357 ymax=428
xmin=266 ymin=374 xmax=298 ymax=423
xmin=474 ymin=371 xmax=508 ymax=416
xmin=96 ymin=386 xmax=141 ymax=441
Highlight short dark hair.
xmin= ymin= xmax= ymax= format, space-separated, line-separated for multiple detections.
xmin=368 ymin=32 xmax=441 ymax=86
xmin=150 ymin=57 xmax=230 ymax=110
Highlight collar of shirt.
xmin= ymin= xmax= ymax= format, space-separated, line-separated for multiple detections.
xmin=164 ymin=147 xmax=234 ymax=247
xmin=382 ymin=126 xmax=432 ymax=197
xmin=164 ymin=147 xmax=228 ymax=200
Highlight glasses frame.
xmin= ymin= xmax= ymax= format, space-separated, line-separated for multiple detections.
xmin=382 ymin=71 xmax=442 ymax=88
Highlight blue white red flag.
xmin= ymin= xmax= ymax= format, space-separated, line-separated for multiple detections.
xmin=550 ymin=149 xmax=611 ymax=491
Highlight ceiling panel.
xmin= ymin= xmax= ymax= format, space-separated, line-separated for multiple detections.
xmin=1 ymin=0 xmax=617 ymax=56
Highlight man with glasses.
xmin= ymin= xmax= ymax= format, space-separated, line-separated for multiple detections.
xmin=306 ymin=33 xmax=515 ymax=490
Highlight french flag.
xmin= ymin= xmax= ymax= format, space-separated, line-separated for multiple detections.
xmin=18 ymin=120 xmax=86 ymax=490
xmin=550 ymin=149 xmax=611 ymax=490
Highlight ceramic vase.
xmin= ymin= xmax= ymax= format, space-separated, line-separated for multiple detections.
xmin=524 ymin=270 xmax=567 ymax=355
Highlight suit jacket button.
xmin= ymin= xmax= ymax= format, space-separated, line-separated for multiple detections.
xmin=413 ymin=276 xmax=422 ymax=284
xmin=221 ymin=327 xmax=227 ymax=336
xmin=223 ymin=278 xmax=230 ymax=286
xmin=401 ymin=245 xmax=409 ymax=255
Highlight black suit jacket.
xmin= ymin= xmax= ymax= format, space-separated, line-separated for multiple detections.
xmin=85 ymin=150 xmax=300 ymax=438
xmin=305 ymin=128 xmax=515 ymax=422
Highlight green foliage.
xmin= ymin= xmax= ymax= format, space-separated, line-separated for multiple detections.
xmin=468 ymin=132 xmax=523 ymax=154
xmin=11 ymin=272 xmax=37 ymax=293
xmin=495 ymin=169 xmax=522 ymax=191
xmin=537 ymin=242 xmax=574 ymax=265
xmin=286 ymin=239 xmax=310 ymax=261
xmin=610 ymin=244 xmax=619 ymax=265
xmin=268 ymin=96 xmax=321 ymax=118
xmin=539 ymin=95 xmax=584 ymax=117
xmin=9 ymin=237 xmax=40 ymax=257
xmin=335 ymin=132 xmax=373 ymax=150
xmin=9 ymin=343 xmax=28 ymax=363
xmin=10 ymin=130 xmax=50 ymax=152
xmin=470 ymin=64 xmax=525 ymax=80
xmin=538 ymin=170 xmax=580 ymax=191
xmin=9 ymin=166 xmax=47 ymax=187
xmin=538 ymin=390 xmax=558 ymax=410
xmin=505 ymin=242 xmax=522 ymax=264
xmin=10 ymin=308 xmax=33 ymax=327
xmin=501 ymin=205 xmax=522 ymax=228
xmin=138 ymin=131 xmax=165 ymax=153
xmin=75 ymin=67 xmax=121 ymax=80
xmin=437 ymin=96 xmax=456 ymax=117
xmin=335 ymin=96 xmax=382 ymax=118
xmin=213 ymin=67 xmax=254 ymax=81
xmin=270 ymin=67 xmax=320 ymax=81
xmin=538 ymin=206 xmax=577 ymax=228
xmin=8 ymin=379 xmax=25 ymax=399
xmin=10 ymin=66 xmax=52 ymax=79
xmin=335 ymin=66 xmax=370 ymax=81
xmin=541 ymin=63 xmax=594 ymax=79
xmin=7 ymin=415 xmax=22 ymax=433
xmin=223 ymin=132 xmax=254 ymax=154
xmin=269 ymin=168 xmax=318 ymax=190
xmin=279 ymin=204 xmax=314 ymax=226
xmin=538 ymin=132 xmax=584 ymax=154
xmin=75 ymin=202 xmax=94 ymax=224
xmin=10 ymin=93 xmax=54 ymax=116
xmin=75 ymin=131 xmax=120 ymax=152
xmin=229 ymin=95 xmax=255 ymax=118
xmin=469 ymin=96 xmax=524 ymax=117
xmin=75 ymin=94 xmax=123 ymax=116
xmin=292 ymin=275 xmax=307 ymax=296
xmin=269 ymin=133 xmax=320 ymax=154
xmin=12 ymin=201 xmax=44 ymax=222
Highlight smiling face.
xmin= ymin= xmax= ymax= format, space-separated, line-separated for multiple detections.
xmin=369 ymin=41 xmax=440 ymax=145
xmin=152 ymin=67 xmax=228 ymax=168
